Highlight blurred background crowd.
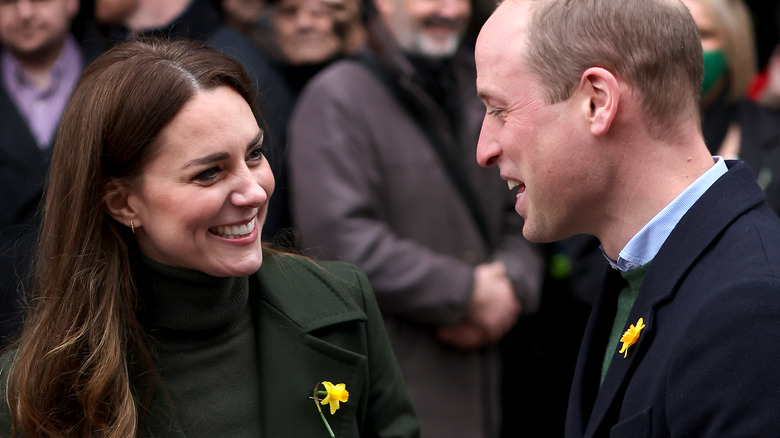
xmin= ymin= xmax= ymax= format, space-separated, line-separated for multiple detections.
xmin=1 ymin=0 xmax=780 ymax=436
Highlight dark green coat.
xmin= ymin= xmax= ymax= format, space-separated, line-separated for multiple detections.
xmin=0 ymin=254 xmax=420 ymax=437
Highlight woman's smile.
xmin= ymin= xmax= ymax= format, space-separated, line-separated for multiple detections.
xmin=209 ymin=217 xmax=257 ymax=239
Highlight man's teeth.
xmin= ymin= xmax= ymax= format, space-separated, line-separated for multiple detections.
xmin=507 ymin=180 xmax=522 ymax=190
xmin=212 ymin=218 xmax=255 ymax=238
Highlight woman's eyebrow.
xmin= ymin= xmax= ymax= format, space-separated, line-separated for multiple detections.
xmin=184 ymin=152 xmax=230 ymax=168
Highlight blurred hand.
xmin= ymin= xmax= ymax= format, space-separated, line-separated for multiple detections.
xmin=436 ymin=261 xmax=521 ymax=350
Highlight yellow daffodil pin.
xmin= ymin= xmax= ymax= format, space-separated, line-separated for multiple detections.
xmin=313 ymin=381 xmax=350 ymax=437
xmin=618 ymin=317 xmax=645 ymax=358
xmin=321 ymin=381 xmax=349 ymax=415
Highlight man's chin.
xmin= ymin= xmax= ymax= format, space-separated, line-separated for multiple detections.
xmin=413 ymin=34 xmax=461 ymax=59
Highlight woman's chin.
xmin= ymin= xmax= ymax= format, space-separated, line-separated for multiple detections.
xmin=202 ymin=253 xmax=264 ymax=277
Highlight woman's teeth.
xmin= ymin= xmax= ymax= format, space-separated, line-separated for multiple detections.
xmin=211 ymin=218 xmax=255 ymax=238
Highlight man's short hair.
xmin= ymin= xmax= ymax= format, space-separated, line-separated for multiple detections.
xmin=523 ymin=0 xmax=703 ymax=135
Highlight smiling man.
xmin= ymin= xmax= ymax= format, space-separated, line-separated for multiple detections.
xmin=0 ymin=0 xmax=101 ymax=348
xmin=288 ymin=0 xmax=544 ymax=435
xmin=475 ymin=0 xmax=780 ymax=436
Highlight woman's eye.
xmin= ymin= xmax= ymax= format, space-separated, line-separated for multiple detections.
xmin=193 ymin=166 xmax=220 ymax=182
xmin=247 ymin=145 xmax=265 ymax=162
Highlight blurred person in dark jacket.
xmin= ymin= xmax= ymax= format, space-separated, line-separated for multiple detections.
xmin=0 ymin=0 xmax=101 ymax=348
xmin=287 ymin=0 xmax=544 ymax=435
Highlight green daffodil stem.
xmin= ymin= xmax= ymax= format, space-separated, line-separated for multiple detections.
xmin=313 ymin=384 xmax=336 ymax=438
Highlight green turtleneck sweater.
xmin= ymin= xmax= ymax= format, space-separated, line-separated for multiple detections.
xmin=132 ymin=254 xmax=262 ymax=437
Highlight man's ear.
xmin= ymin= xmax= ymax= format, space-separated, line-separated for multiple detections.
xmin=104 ymin=179 xmax=139 ymax=228
xmin=576 ymin=67 xmax=620 ymax=137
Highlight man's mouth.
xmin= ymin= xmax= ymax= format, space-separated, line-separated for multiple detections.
xmin=209 ymin=218 xmax=256 ymax=239
xmin=508 ymin=179 xmax=526 ymax=197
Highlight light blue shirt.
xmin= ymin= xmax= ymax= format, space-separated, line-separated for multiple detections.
xmin=604 ymin=156 xmax=728 ymax=271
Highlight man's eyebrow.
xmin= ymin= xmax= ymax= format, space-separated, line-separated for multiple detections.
xmin=477 ymin=86 xmax=496 ymax=103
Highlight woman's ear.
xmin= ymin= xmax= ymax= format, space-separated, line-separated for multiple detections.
xmin=104 ymin=179 xmax=139 ymax=228
xmin=576 ymin=67 xmax=620 ymax=137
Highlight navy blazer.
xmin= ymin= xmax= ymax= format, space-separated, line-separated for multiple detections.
xmin=566 ymin=161 xmax=780 ymax=437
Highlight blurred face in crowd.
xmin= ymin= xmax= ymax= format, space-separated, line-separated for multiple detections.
xmin=320 ymin=0 xmax=359 ymax=30
xmin=273 ymin=0 xmax=341 ymax=65
xmin=222 ymin=0 xmax=265 ymax=29
xmin=375 ymin=0 xmax=471 ymax=59
xmin=681 ymin=0 xmax=720 ymax=51
xmin=118 ymin=86 xmax=275 ymax=277
xmin=94 ymin=0 xmax=139 ymax=27
xmin=681 ymin=0 xmax=732 ymax=101
xmin=0 ymin=0 xmax=79 ymax=62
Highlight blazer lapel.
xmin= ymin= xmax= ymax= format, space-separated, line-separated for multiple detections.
xmin=581 ymin=161 xmax=765 ymax=437
xmin=253 ymin=256 xmax=368 ymax=438
xmin=566 ymin=268 xmax=622 ymax=438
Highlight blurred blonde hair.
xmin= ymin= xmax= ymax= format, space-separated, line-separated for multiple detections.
xmin=701 ymin=0 xmax=757 ymax=102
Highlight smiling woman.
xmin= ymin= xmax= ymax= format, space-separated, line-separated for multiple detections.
xmin=0 ymin=38 xmax=419 ymax=438
xmin=104 ymin=86 xmax=273 ymax=277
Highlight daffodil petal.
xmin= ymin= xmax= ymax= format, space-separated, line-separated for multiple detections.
xmin=319 ymin=381 xmax=349 ymax=414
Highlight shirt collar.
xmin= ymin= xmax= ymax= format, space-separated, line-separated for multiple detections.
xmin=604 ymin=156 xmax=728 ymax=271
xmin=1 ymin=35 xmax=81 ymax=96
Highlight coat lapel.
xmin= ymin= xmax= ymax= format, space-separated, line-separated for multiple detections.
xmin=253 ymin=255 xmax=368 ymax=438
xmin=580 ymin=161 xmax=765 ymax=437
xmin=566 ymin=268 xmax=621 ymax=438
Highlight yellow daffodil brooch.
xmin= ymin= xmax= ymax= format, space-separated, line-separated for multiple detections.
xmin=313 ymin=381 xmax=349 ymax=437
xmin=618 ymin=317 xmax=645 ymax=358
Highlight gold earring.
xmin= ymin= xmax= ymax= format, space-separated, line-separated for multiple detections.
xmin=130 ymin=220 xmax=135 ymax=234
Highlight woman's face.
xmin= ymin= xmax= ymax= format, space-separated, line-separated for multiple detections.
xmin=126 ymin=86 xmax=274 ymax=277
xmin=273 ymin=0 xmax=341 ymax=65
xmin=682 ymin=0 xmax=721 ymax=51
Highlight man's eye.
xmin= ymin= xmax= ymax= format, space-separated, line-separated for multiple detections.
xmin=488 ymin=107 xmax=502 ymax=117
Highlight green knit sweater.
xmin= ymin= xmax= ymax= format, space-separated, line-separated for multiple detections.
xmin=132 ymin=254 xmax=262 ymax=437
xmin=600 ymin=262 xmax=651 ymax=385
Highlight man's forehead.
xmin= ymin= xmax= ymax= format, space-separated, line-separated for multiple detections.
xmin=481 ymin=0 xmax=529 ymax=40
xmin=476 ymin=1 xmax=528 ymax=61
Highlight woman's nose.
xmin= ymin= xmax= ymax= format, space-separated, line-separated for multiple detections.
xmin=230 ymin=167 xmax=268 ymax=207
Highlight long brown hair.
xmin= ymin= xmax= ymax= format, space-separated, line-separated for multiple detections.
xmin=6 ymin=38 xmax=257 ymax=437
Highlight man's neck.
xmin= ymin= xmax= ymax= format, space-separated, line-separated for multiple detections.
xmin=9 ymin=38 xmax=68 ymax=89
xmin=597 ymin=136 xmax=715 ymax=260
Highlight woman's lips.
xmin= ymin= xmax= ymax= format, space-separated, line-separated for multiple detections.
xmin=209 ymin=217 xmax=256 ymax=239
